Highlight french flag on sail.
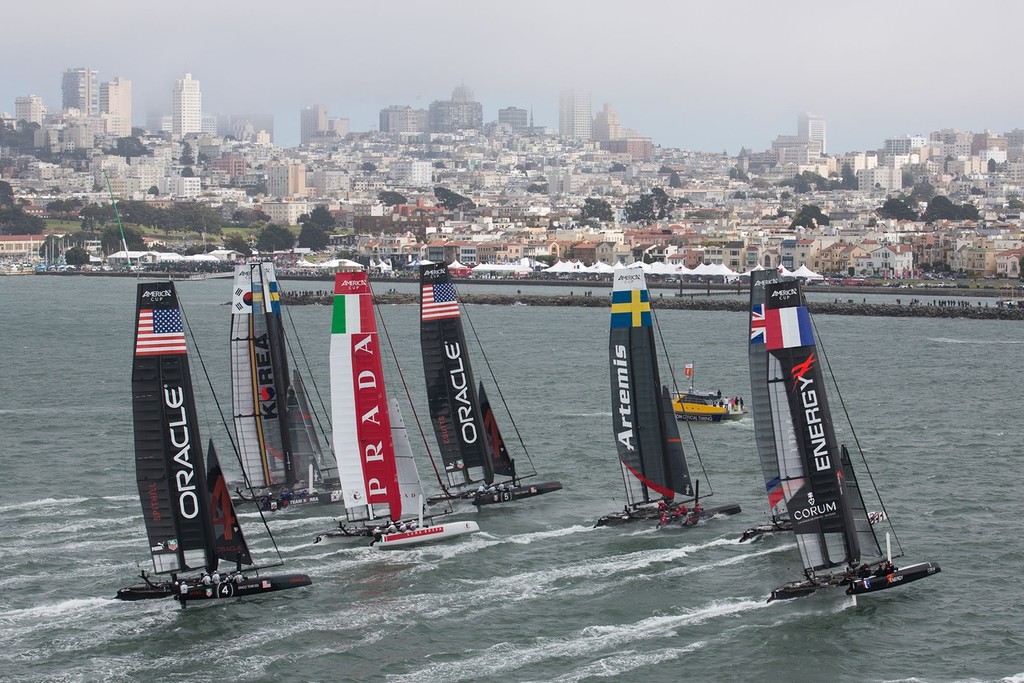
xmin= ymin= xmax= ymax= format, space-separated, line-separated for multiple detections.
xmin=764 ymin=306 xmax=814 ymax=351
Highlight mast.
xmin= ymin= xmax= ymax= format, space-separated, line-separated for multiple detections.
xmin=748 ymin=269 xmax=789 ymax=522
xmin=609 ymin=268 xmax=692 ymax=505
xmin=419 ymin=264 xmax=491 ymax=489
xmin=762 ymin=280 xmax=860 ymax=576
xmin=330 ymin=272 xmax=401 ymax=522
xmin=131 ymin=282 xmax=215 ymax=574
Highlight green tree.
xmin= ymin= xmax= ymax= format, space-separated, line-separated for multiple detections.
xmin=434 ymin=186 xmax=475 ymax=210
xmin=0 ymin=180 xmax=13 ymax=207
xmin=669 ymin=171 xmax=682 ymax=188
xmin=581 ymin=197 xmax=614 ymax=224
xmin=623 ymin=194 xmax=657 ymax=224
xmin=378 ymin=190 xmax=408 ymax=206
xmin=297 ymin=224 xmax=329 ymax=251
xmin=257 ymin=223 xmax=295 ymax=252
xmin=180 ymin=142 xmax=195 ymax=165
xmin=360 ymin=161 xmax=377 ymax=173
xmin=0 ymin=206 xmax=45 ymax=234
xmin=64 ymin=246 xmax=90 ymax=266
xmin=923 ymin=195 xmax=977 ymax=222
xmin=789 ymin=204 xmax=829 ymax=230
xmin=840 ymin=163 xmax=858 ymax=189
xmin=101 ymin=224 xmax=144 ymax=254
xmin=223 ymin=233 xmax=252 ymax=256
xmin=245 ymin=183 xmax=268 ymax=197
xmin=987 ymin=158 xmax=997 ymax=173
xmin=651 ymin=187 xmax=673 ymax=220
xmin=299 ymin=205 xmax=336 ymax=231
xmin=148 ymin=185 xmax=160 ymax=196
xmin=181 ymin=167 xmax=195 ymax=178
xmin=878 ymin=197 xmax=918 ymax=221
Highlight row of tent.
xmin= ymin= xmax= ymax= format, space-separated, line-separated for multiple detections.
xmin=295 ymin=256 xmax=826 ymax=281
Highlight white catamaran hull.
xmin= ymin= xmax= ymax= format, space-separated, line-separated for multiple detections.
xmin=376 ymin=521 xmax=480 ymax=548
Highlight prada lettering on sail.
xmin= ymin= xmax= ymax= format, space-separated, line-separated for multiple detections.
xmin=164 ymin=385 xmax=200 ymax=519
xmin=444 ymin=341 xmax=478 ymax=444
xmin=612 ymin=344 xmax=634 ymax=450
xmin=354 ymin=333 xmax=388 ymax=500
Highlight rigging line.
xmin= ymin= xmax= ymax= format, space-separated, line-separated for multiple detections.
xmin=371 ymin=282 xmax=453 ymax=509
xmin=280 ymin=282 xmax=332 ymax=442
xmin=455 ymin=283 xmax=538 ymax=476
xmin=179 ymin=295 xmax=285 ymax=563
xmin=807 ymin=310 xmax=903 ymax=555
xmin=650 ymin=302 xmax=713 ymax=498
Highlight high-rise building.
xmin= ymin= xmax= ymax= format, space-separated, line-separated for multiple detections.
xmin=100 ymin=77 xmax=132 ymax=137
xmin=379 ymin=105 xmax=427 ymax=133
xmin=172 ymin=73 xmax=202 ymax=139
xmin=427 ymin=86 xmax=483 ymax=133
xmin=300 ymin=104 xmax=328 ymax=146
xmin=592 ymin=103 xmax=622 ymax=142
xmin=497 ymin=107 xmax=528 ymax=131
xmin=266 ymin=162 xmax=307 ymax=199
xmin=15 ymin=95 xmax=46 ymax=125
xmin=798 ymin=112 xmax=826 ymax=154
xmin=559 ymin=89 xmax=592 ymax=141
xmin=62 ymin=68 xmax=99 ymax=115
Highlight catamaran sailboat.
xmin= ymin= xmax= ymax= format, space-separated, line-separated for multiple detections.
xmin=419 ymin=264 xmax=562 ymax=507
xmin=751 ymin=278 xmax=940 ymax=601
xmin=117 ymin=281 xmax=312 ymax=605
xmin=314 ymin=272 xmax=479 ymax=548
xmin=596 ymin=267 xmax=741 ymax=528
xmin=229 ymin=261 xmax=341 ymax=511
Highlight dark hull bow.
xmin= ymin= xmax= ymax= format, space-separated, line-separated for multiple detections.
xmin=117 ymin=573 xmax=312 ymax=602
xmin=474 ymin=481 xmax=563 ymax=506
xmin=595 ymin=502 xmax=741 ymax=528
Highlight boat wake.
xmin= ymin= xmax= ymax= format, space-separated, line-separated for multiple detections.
xmin=395 ymin=598 xmax=768 ymax=682
xmin=928 ymin=337 xmax=1024 ymax=345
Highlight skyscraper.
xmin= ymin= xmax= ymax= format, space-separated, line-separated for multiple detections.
xmin=379 ymin=105 xmax=427 ymax=133
xmin=497 ymin=107 xmax=528 ymax=131
xmin=559 ymin=89 xmax=592 ymax=141
xmin=62 ymin=68 xmax=99 ymax=115
xmin=798 ymin=112 xmax=826 ymax=154
xmin=300 ymin=104 xmax=328 ymax=146
xmin=172 ymin=73 xmax=202 ymax=139
xmin=100 ymin=76 xmax=132 ymax=137
xmin=15 ymin=95 xmax=46 ymax=125
xmin=427 ymin=86 xmax=483 ymax=133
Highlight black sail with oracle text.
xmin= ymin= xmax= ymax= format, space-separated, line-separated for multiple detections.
xmin=419 ymin=264 xmax=491 ymax=486
xmin=764 ymin=280 xmax=860 ymax=573
xmin=132 ymin=281 xmax=215 ymax=575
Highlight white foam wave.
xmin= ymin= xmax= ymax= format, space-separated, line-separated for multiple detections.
xmin=396 ymin=599 xmax=766 ymax=682
xmin=928 ymin=337 xmax=1024 ymax=345
xmin=545 ymin=642 xmax=706 ymax=682
xmin=0 ymin=597 xmax=113 ymax=624
xmin=0 ymin=497 xmax=88 ymax=514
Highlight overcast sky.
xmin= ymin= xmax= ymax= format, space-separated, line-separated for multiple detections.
xmin=6 ymin=0 xmax=1023 ymax=153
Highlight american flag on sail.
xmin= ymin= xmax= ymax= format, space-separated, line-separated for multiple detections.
xmin=421 ymin=282 xmax=461 ymax=320
xmin=135 ymin=308 xmax=187 ymax=356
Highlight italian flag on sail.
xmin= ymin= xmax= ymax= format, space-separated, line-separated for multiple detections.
xmin=332 ymin=274 xmax=374 ymax=334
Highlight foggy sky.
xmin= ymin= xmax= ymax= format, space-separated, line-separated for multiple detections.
xmin=6 ymin=0 xmax=1023 ymax=153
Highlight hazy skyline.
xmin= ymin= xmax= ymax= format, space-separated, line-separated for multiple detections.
xmin=7 ymin=0 xmax=1024 ymax=153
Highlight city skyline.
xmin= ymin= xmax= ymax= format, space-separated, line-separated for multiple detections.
xmin=5 ymin=0 xmax=1024 ymax=153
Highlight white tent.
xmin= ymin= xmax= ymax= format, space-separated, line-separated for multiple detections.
xmin=449 ymin=259 xmax=470 ymax=269
xmin=294 ymin=259 xmax=321 ymax=269
xmin=320 ymin=258 xmax=365 ymax=271
xmin=779 ymin=265 xmax=795 ymax=278
xmin=791 ymin=264 xmax=824 ymax=280
xmin=590 ymin=261 xmax=616 ymax=274
xmin=184 ymin=253 xmax=220 ymax=263
xmin=543 ymin=259 xmax=585 ymax=273
xmin=154 ymin=252 xmax=184 ymax=262
xmin=472 ymin=262 xmax=532 ymax=274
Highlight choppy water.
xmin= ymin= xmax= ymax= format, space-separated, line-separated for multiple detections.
xmin=1 ymin=276 xmax=1022 ymax=683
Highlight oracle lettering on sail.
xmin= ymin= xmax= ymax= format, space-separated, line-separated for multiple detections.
xmin=164 ymin=384 xmax=200 ymax=519
xmin=612 ymin=344 xmax=635 ymax=450
xmin=444 ymin=341 xmax=478 ymax=445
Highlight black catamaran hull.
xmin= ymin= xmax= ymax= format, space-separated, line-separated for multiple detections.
xmin=740 ymin=519 xmax=794 ymax=542
xmin=474 ymin=481 xmax=563 ymax=506
xmin=117 ymin=573 xmax=312 ymax=601
xmin=846 ymin=562 xmax=941 ymax=596
xmin=595 ymin=502 xmax=742 ymax=528
xmin=768 ymin=562 xmax=941 ymax=602
xmin=232 ymin=487 xmax=344 ymax=511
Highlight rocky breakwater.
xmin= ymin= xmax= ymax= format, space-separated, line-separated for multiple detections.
xmin=280 ymin=291 xmax=1024 ymax=321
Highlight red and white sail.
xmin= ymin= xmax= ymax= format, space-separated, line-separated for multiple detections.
xmin=329 ymin=272 xmax=402 ymax=521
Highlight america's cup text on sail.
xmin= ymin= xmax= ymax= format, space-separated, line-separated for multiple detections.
xmin=354 ymin=334 xmax=388 ymax=500
xmin=612 ymin=345 xmax=634 ymax=450
xmin=163 ymin=385 xmax=200 ymax=519
xmin=444 ymin=341 xmax=478 ymax=444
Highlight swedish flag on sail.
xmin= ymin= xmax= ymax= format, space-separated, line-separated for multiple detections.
xmin=268 ymin=280 xmax=281 ymax=314
xmin=610 ymin=289 xmax=651 ymax=328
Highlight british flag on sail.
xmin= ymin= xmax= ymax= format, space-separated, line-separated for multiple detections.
xmin=750 ymin=304 xmax=767 ymax=345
